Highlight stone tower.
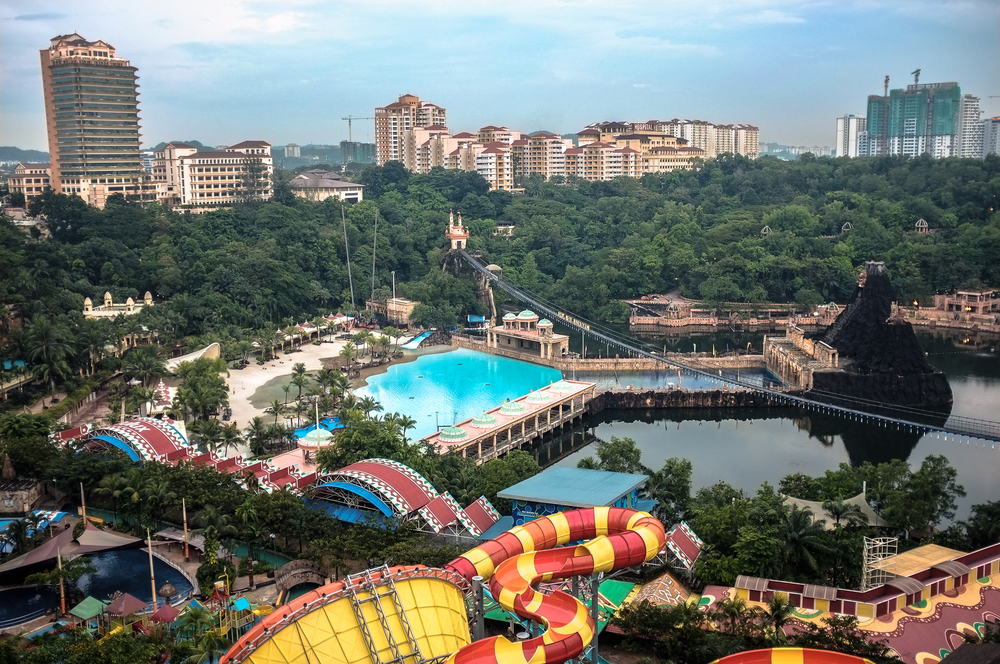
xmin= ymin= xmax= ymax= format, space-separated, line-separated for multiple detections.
xmin=446 ymin=211 xmax=469 ymax=250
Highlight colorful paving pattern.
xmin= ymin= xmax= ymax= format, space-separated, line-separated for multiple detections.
xmin=711 ymin=574 xmax=1000 ymax=664
xmin=861 ymin=574 xmax=1000 ymax=664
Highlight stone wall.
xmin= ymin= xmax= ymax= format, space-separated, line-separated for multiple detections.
xmin=588 ymin=388 xmax=791 ymax=414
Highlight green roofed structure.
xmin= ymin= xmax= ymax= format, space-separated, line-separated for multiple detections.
xmin=438 ymin=426 xmax=468 ymax=442
xmin=69 ymin=596 xmax=107 ymax=622
xmin=498 ymin=466 xmax=653 ymax=526
xmin=499 ymin=400 xmax=526 ymax=415
xmin=470 ymin=412 xmax=499 ymax=429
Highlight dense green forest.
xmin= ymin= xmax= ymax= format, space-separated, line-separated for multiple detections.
xmin=3 ymin=154 xmax=998 ymax=341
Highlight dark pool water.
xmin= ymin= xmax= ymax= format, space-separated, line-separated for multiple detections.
xmin=0 ymin=548 xmax=194 ymax=627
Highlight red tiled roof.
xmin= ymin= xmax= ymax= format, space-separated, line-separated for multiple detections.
xmin=228 ymin=140 xmax=271 ymax=148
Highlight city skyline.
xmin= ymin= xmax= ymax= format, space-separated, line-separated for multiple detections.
xmin=1 ymin=0 xmax=997 ymax=151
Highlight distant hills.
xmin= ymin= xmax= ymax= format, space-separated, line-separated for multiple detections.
xmin=0 ymin=146 xmax=49 ymax=163
xmin=146 ymin=140 xmax=216 ymax=152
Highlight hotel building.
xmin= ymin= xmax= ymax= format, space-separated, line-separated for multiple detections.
xmin=151 ymin=141 xmax=273 ymax=208
xmin=7 ymin=163 xmax=52 ymax=201
xmin=39 ymin=34 xmax=146 ymax=208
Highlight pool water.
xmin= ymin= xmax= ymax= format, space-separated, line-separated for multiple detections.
xmin=0 ymin=549 xmax=194 ymax=627
xmin=355 ymin=348 xmax=562 ymax=440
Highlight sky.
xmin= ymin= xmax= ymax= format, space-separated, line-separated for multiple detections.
xmin=1 ymin=0 xmax=997 ymax=151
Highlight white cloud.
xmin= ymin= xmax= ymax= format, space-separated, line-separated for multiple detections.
xmin=733 ymin=9 xmax=805 ymax=24
xmin=263 ymin=11 xmax=306 ymax=33
xmin=633 ymin=83 xmax=651 ymax=89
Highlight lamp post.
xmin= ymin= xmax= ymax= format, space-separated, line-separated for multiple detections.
xmin=391 ymin=271 xmax=396 ymax=324
xmin=269 ymin=533 xmax=277 ymax=566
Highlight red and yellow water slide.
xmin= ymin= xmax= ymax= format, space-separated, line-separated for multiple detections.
xmin=220 ymin=507 xmax=664 ymax=664
xmin=443 ymin=507 xmax=665 ymax=664
xmin=707 ymin=649 xmax=876 ymax=664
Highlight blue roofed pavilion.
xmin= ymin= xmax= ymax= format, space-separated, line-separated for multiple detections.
xmin=498 ymin=466 xmax=652 ymax=526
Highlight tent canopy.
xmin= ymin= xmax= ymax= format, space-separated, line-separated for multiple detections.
xmin=69 ymin=596 xmax=107 ymax=621
xmin=0 ymin=522 xmax=143 ymax=574
xmin=106 ymin=593 xmax=148 ymax=616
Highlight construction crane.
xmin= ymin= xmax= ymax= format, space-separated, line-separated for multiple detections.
xmin=911 ymin=69 xmax=921 ymax=85
xmin=341 ymin=115 xmax=375 ymax=143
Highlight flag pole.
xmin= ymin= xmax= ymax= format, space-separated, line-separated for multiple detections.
xmin=79 ymin=482 xmax=87 ymax=524
xmin=182 ymin=497 xmax=190 ymax=563
xmin=148 ymin=528 xmax=157 ymax=609
xmin=57 ymin=549 xmax=66 ymax=615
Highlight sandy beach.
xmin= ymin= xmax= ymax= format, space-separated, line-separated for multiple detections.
xmin=226 ymin=338 xmax=349 ymax=429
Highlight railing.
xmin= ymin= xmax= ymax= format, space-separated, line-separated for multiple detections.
xmin=0 ymin=608 xmax=48 ymax=629
xmin=459 ymin=250 xmax=1000 ymax=444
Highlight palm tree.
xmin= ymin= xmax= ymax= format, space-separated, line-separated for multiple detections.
xmin=244 ymin=417 xmax=268 ymax=456
xmin=184 ymin=627 xmax=232 ymax=664
xmin=25 ymin=314 xmax=75 ymax=404
xmin=77 ymin=320 xmax=112 ymax=375
xmin=385 ymin=326 xmax=403 ymax=354
xmin=94 ymin=473 xmax=128 ymax=522
xmin=265 ymin=399 xmax=285 ymax=425
xmin=123 ymin=346 xmax=166 ymax=387
xmin=822 ymin=498 xmax=867 ymax=529
xmin=292 ymin=362 xmax=307 ymax=379
xmin=281 ymin=384 xmax=291 ymax=405
xmin=235 ymin=497 xmax=258 ymax=527
xmin=141 ymin=479 xmax=177 ymax=526
xmin=191 ymin=419 xmax=224 ymax=454
xmin=357 ymin=395 xmax=382 ymax=419
xmin=763 ymin=594 xmax=794 ymax=639
xmin=175 ymin=604 xmax=215 ymax=641
xmin=339 ymin=341 xmax=357 ymax=364
xmin=221 ymin=423 xmax=242 ymax=457
xmin=291 ymin=374 xmax=309 ymax=400
xmin=377 ymin=334 xmax=391 ymax=359
xmin=5 ymin=519 xmax=30 ymax=553
xmin=780 ymin=505 xmax=830 ymax=579
xmin=397 ymin=414 xmax=417 ymax=444
xmin=192 ymin=505 xmax=237 ymax=565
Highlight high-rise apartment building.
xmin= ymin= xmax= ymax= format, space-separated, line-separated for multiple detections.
xmin=374 ymin=94 xmax=446 ymax=165
xmin=40 ymin=34 xmax=145 ymax=208
xmin=956 ymin=94 xmax=984 ymax=158
xmin=835 ymin=114 xmax=867 ymax=158
xmin=863 ymin=81 xmax=978 ymax=158
xmin=983 ymin=117 xmax=1000 ymax=157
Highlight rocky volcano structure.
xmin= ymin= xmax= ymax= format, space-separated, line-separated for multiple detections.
xmin=810 ymin=261 xmax=953 ymax=409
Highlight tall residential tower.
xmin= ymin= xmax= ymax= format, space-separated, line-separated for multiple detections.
xmin=374 ymin=94 xmax=447 ymax=165
xmin=862 ymin=80 xmax=980 ymax=159
xmin=835 ymin=114 xmax=866 ymax=158
xmin=40 ymin=34 xmax=144 ymax=208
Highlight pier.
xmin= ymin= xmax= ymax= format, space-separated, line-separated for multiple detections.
xmin=422 ymin=380 xmax=596 ymax=464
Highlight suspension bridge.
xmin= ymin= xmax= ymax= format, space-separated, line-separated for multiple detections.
xmin=459 ymin=250 xmax=1000 ymax=446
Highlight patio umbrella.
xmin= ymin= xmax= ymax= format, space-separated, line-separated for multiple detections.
xmin=150 ymin=603 xmax=179 ymax=623
xmin=105 ymin=593 xmax=148 ymax=616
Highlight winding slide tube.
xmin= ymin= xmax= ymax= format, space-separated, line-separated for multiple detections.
xmin=444 ymin=507 xmax=666 ymax=664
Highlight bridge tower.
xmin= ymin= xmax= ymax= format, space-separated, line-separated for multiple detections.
xmin=446 ymin=211 xmax=469 ymax=250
